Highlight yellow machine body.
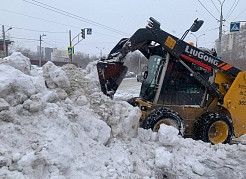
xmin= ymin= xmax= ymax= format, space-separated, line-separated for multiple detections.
xmin=135 ymin=70 xmax=246 ymax=140
xmin=222 ymin=71 xmax=246 ymax=137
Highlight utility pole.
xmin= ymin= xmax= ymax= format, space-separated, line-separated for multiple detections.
xmin=69 ymin=30 xmax=72 ymax=62
xmin=2 ymin=25 xmax=12 ymax=57
xmin=39 ymin=34 xmax=46 ymax=67
xmin=96 ymin=47 xmax=104 ymax=59
xmin=2 ymin=25 xmax=6 ymax=57
xmin=218 ymin=0 xmax=226 ymax=55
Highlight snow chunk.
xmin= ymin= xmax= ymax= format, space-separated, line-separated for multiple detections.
xmin=55 ymin=88 xmax=68 ymax=100
xmin=0 ymin=65 xmax=38 ymax=106
xmin=0 ymin=52 xmax=31 ymax=75
xmin=23 ymin=95 xmax=44 ymax=113
xmin=0 ymin=156 xmax=11 ymax=168
xmin=191 ymin=161 xmax=205 ymax=175
xmin=12 ymin=153 xmax=22 ymax=163
xmin=42 ymin=91 xmax=59 ymax=103
xmin=17 ymin=152 xmax=36 ymax=169
xmin=155 ymin=147 xmax=172 ymax=168
xmin=158 ymin=124 xmax=180 ymax=146
xmin=85 ymin=61 xmax=99 ymax=80
xmin=76 ymin=95 xmax=88 ymax=106
xmin=82 ymin=115 xmax=111 ymax=145
xmin=16 ymin=151 xmax=48 ymax=177
xmin=0 ymin=110 xmax=13 ymax=122
xmin=0 ymin=98 xmax=9 ymax=111
xmin=138 ymin=128 xmax=154 ymax=142
xmin=122 ymin=107 xmax=141 ymax=138
xmin=42 ymin=61 xmax=70 ymax=90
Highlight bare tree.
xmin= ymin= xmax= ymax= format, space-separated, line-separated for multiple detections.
xmin=124 ymin=52 xmax=147 ymax=74
xmin=9 ymin=42 xmax=39 ymax=59
xmin=73 ymin=52 xmax=96 ymax=68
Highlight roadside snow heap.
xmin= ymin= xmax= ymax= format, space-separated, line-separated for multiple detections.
xmin=1 ymin=52 xmax=246 ymax=178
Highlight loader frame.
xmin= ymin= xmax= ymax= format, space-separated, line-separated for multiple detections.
xmin=97 ymin=17 xmax=246 ymax=144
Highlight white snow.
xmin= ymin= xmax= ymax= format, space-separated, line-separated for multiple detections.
xmin=0 ymin=52 xmax=246 ymax=178
xmin=0 ymin=52 xmax=31 ymax=75
xmin=154 ymin=147 xmax=172 ymax=168
xmin=158 ymin=125 xmax=180 ymax=146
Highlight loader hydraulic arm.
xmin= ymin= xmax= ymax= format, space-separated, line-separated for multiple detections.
xmin=129 ymin=23 xmax=240 ymax=78
xmin=97 ymin=17 xmax=241 ymax=98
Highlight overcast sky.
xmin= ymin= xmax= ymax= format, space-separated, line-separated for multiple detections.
xmin=1 ymin=0 xmax=246 ymax=57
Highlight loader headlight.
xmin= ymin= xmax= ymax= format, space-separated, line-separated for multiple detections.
xmin=140 ymin=106 xmax=149 ymax=111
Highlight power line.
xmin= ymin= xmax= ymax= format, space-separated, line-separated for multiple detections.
xmin=22 ymin=0 xmax=130 ymax=36
xmin=233 ymin=4 xmax=246 ymax=20
xmin=225 ymin=0 xmax=240 ymax=20
xmin=12 ymin=40 xmax=38 ymax=44
xmin=0 ymin=9 xmax=81 ymax=30
xmin=0 ymin=23 xmax=67 ymax=34
xmin=0 ymin=8 xmax=122 ymax=39
xmin=200 ymin=27 xmax=219 ymax=33
xmin=3 ymin=24 xmax=119 ymax=48
xmin=10 ymin=35 xmax=118 ymax=50
xmin=10 ymin=36 xmax=39 ymax=41
xmin=225 ymin=0 xmax=237 ymax=19
xmin=197 ymin=0 xmax=219 ymax=21
xmin=31 ymin=0 xmax=130 ymax=36
xmin=42 ymin=41 xmax=57 ymax=48
xmin=210 ymin=0 xmax=220 ymax=13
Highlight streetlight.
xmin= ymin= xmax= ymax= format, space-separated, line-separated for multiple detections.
xmin=96 ymin=47 xmax=105 ymax=59
xmin=218 ymin=0 xmax=226 ymax=55
xmin=39 ymin=34 xmax=46 ymax=67
xmin=2 ymin=25 xmax=12 ymax=57
xmin=190 ymin=33 xmax=205 ymax=47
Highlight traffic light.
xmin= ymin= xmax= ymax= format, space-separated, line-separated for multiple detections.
xmin=81 ymin=29 xmax=85 ymax=39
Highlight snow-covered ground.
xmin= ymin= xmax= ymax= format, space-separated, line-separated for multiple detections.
xmin=0 ymin=52 xmax=246 ymax=179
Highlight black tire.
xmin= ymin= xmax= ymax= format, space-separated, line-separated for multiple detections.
xmin=141 ymin=107 xmax=185 ymax=136
xmin=194 ymin=112 xmax=233 ymax=144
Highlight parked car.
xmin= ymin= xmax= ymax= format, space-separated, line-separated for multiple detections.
xmin=125 ymin=71 xmax=136 ymax=78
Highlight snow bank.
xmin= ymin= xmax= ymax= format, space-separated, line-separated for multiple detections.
xmin=1 ymin=53 xmax=246 ymax=178
xmin=0 ymin=52 xmax=31 ymax=75
xmin=0 ymin=64 xmax=46 ymax=107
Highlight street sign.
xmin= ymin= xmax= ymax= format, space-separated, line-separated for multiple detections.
xmin=87 ymin=28 xmax=92 ymax=35
xmin=67 ymin=46 xmax=74 ymax=55
xmin=230 ymin=22 xmax=240 ymax=32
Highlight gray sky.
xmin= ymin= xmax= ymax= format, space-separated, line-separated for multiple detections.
xmin=1 ymin=0 xmax=246 ymax=57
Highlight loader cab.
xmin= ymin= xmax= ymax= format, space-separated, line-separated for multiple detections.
xmin=158 ymin=60 xmax=213 ymax=106
xmin=139 ymin=54 xmax=214 ymax=106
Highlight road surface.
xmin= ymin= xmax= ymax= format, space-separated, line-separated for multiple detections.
xmin=114 ymin=77 xmax=141 ymax=100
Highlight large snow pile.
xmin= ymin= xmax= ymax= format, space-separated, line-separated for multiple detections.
xmin=0 ymin=52 xmax=246 ymax=178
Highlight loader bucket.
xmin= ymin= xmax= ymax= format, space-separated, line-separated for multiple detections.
xmin=97 ymin=61 xmax=128 ymax=98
